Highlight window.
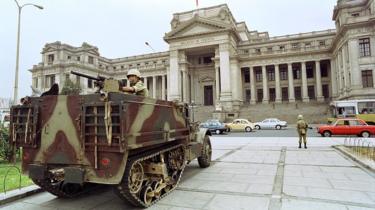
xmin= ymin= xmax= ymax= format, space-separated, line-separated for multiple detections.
xmin=362 ymin=70 xmax=373 ymax=87
xmin=321 ymin=65 xmax=328 ymax=77
xmin=257 ymin=89 xmax=263 ymax=103
xmin=280 ymin=69 xmax=288 ymax=80
xmin=245 ymin=89 xmax=251 ymax=103
xmin=293 ymin=69 xmax=301 ymax=79
xmin=76 ymin=56 xmax=81 ymax=61
xmin=291 ymin=43 xmax=300 ymax=49
xmin=282 ymin=87 xmax=288 ymax=101
xmin=255 ymin=48 xmax=261 ymax=54
xmin=67 ymin=55 xmax=71 ymax=60
xmin=359 ymin=38 xmax=371 ymax=57
xmin=319 ymin=40 xmax=326 ymax=46
xmin=267 ymin=69 xmax=275 ymax=81
xmin=48 ymin=54 xmax=54 ymax=63
xmin=255 ymin=69 xmax=262 ymax=82
xmin=33 ymin=77 xmax=38 ymax=88
xmin=121 ymin=65 xmax=124 ymax=69
xmin=322 ymin=84 xmax=329 ymax=99
xmin=306 ymin=64 xmax=314 ymax=78
xmin=351 ymin=13 xmax=360 ymax=17
xmin=267 ymin=47 xmax=272 ymax=52
xmin=295 ymin=87 xmax=301 ymax=100
xmin=349 ymin=120 xmax=361 ymax=126
xmin=88 ymin=79 xmax=93 ymax=88
xmin=279 ymin=45 xmax=285 ymax=51
xmin=88 ymin=56 xmax=94 ymax=64
xmin=308 ymin=85 xmax=315 ymax=99
xmin=45 ymin=75 xmax=55 ymax=89
xmin=358 ymin=102 xmax=375 ymax=114
xmin=305 ymin=42 xmax=311 ymax=48
xmin=203 ymin=56 xmax=212 ymax=64
xmin=244 ymin=69 xmax=250 ymax=83
xmin=269 ymin=88 xmax=275 ymax=102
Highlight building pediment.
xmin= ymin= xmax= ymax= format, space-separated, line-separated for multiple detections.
xmin=164 ymin=16 xmax=235 ymax=42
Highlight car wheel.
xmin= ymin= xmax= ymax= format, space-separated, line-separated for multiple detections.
xmin=361 ymin=131 xmax=370 ymax=138
xmin=245 ymin=127 xmax=252 ymax=132
xmin=226 ymin=128 xmax=231 ymax=132
xmin=323 ymin=131 xmax=331 ymax=137
xmin=255 ymin=125 xmax=260 ymax=130
xmin=275 ymin=125 xmax=281 ymax=130
xmin=215 ymin=130 xmax=221 ymax=135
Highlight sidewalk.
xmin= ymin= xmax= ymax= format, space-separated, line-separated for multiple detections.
xmin=1 ymin=137 xmax=375 ymax=210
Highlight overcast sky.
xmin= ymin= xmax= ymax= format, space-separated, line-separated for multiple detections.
xmin=0 ymin=0 xmax=337 ymax=100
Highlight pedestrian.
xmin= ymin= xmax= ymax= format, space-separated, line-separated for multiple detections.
xmin=121 ymin=69 xmax=149 ymax=97
xmin=296 ymin=114 xmax=308 ymax=149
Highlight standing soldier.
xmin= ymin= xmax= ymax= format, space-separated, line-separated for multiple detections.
xmin=121 ymin=69 xmax=149 ymax=97
xmin=296 ymin=114 xmax=308 ymax=149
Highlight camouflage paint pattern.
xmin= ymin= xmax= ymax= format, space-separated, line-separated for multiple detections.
xmin=10 ymin=93 xmax=195 ymax=185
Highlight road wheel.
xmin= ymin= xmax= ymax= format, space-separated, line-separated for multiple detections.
xmin=245 ymin=127 xmax=252 ymax=132
xmin=255 ymin=125 xmax=260 ymax=130
xmin=215 ymin=130 xmax=220 ymax=135
xmin=275 ymin=125 xmax=281 ymax=130
xmin=323 ymin=131 xmax=331 ymax=137
xmin=198 ymin=135 xmax=212 ymax=168
xmin=361 ymin=131 xmax=370 ymax=138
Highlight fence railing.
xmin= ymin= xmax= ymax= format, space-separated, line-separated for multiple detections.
xmin=344 ymin=137 xmax=375 ymax=161
xmin=0 ymin=165 xmax=21 ymax=194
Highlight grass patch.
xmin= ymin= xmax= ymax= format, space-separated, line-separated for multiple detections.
xmin=346 ymin=146 xmax=375 ymax=161
xmin=0 ymin=161 xmax=34 ymax=193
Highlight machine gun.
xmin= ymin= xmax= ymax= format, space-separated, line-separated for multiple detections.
xmin=70 ymin=71 xmax=121 ymax=93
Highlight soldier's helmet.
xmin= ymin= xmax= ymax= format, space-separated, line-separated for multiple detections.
xmin=127 ymin=69 xmax=141 ymax=78
xmin=297 ymin=114 xmax=303 ymax=120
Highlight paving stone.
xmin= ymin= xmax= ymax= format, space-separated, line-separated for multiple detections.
xmin=158 ymin=190 xmax=214 ymax=209
xmin=246 ymin=184 xmax=273 ymax=194
xmin=307 ymin=187 xmax=375 ymax=205
xmin=281 ymin=198 xmax=349 ymax=210
xmin=204 ymin=194 xmax=270 ymax=210
xmin=283 ymin=185 xmax=308 ymax=197
xmin=284 ymin=177 xmax=332 ymax=188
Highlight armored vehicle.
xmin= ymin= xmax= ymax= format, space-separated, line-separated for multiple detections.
xmin=9 ymin=80 xmax=212 ymax=207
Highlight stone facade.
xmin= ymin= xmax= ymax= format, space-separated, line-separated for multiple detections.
xmin=30 ymin=0 xmax=375 ymax=122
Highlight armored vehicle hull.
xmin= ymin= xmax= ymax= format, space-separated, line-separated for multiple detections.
xmin=10 ymin=93 xmax=211 ymax=207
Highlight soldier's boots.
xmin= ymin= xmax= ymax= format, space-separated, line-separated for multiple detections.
xmin=304 ymin=144 xmax=307 ymax=149
xmin=298 ymin=143 xmax=301 ymax=149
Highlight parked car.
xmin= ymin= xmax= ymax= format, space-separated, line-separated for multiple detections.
xmin=254 ymin=118 xmax=287 ymax=130
xmin=200 ymin=119 xmax=227 ymax=134
xmin=317 ymin=118 xmax=375 ymax=137
xmin=226 ymin=119 xmax=255 ymax=132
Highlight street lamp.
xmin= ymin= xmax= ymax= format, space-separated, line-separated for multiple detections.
xmin=145 ymin=42 xmax=156 ymax=53
xmin=13 ymin=0 xmax=43 ymax=105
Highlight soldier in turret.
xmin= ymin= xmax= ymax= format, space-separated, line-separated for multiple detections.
xmin=296 ymin=114 xmax=308 ymax=149
xmin=121 ymin=69 xmax=149 ymax=97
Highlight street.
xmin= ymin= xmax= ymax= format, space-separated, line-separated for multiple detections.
xmin=217 ymin=126 xmax=322 ymax=137
xmin=1 ymin=135 xmax=375 ymax=210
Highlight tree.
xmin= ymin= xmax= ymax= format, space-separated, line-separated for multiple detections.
xmin=0 ymin=125 xmax=13 ymax=162
xmin=60 ymin=78 xmax=81 ymax=95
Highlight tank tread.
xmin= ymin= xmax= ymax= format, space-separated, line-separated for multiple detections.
xmin=115 ymin=144 xmax=186 ymax=208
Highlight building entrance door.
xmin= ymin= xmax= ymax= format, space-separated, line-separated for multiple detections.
xmin=204 ymin=85 xmax=213 ymax=106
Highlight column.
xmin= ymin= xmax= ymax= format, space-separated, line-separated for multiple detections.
xmin=168 ymin=50 xmax=181 ymax=101
xmin=215 ymin=65 xmax=220 ymax=102
xmin=143 ymin=77 xmax=148 ymax=89
xmin=219 ymin=43 xmax=232 ymax=109
xmin=348 ymin=39 xmax=361 ymax=89
xmin=182 ymin=70 xmax=188 ymax=102
xmin=275 ymin=64 xmax=281 ymax=103
xmin=288 ymin=63 xmax=295 ymax=102
xmin=152 ymin=76 xmax=157 ymax=99
xmin=250 ymin=67 xmax=256 ymax=104
xmin=330 ymin=59 xmax=338 ymax=98
xmin=301 ymin=61 xmax=309 ymax=102
xmin=230 ymin=58 xmax=242 ymax=103
xmin=161 ymin=74 xmax=166 ymax=100
xmin=315 ymin=60 xmax=324 ymax=102
xmin=262 ymin=65 xmax=269 ymax=104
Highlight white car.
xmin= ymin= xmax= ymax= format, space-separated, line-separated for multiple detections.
xmin=254 ymin=118 xmax=287 ymax=130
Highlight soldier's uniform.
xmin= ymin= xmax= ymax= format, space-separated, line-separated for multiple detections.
xmin=130 ymin=80 xmax=149 ymax=97
xmin=296 ymin=115 xmax=308 ymax=149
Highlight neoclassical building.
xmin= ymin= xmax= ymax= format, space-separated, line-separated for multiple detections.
xmin=30 ymin=0 xmax=375 ymax=122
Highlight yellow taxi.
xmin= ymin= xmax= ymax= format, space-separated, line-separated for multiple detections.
xmin=226 ymin=119 xmax=255 ymax=132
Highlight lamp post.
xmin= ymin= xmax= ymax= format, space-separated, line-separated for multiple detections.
xmin=145 ymin=42 xmax=156 ymax=53
xmin=13 ymin=0 xmax=43 ymax=105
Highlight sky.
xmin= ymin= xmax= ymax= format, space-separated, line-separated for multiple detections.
xmin=0 ymin=0 xmax=337 ymax=100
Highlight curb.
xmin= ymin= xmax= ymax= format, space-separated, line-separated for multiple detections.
xmin=333 ymin=145 xmax=375 ymax=174
xmin=0 ymin=185 xmax=43 ymax=206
